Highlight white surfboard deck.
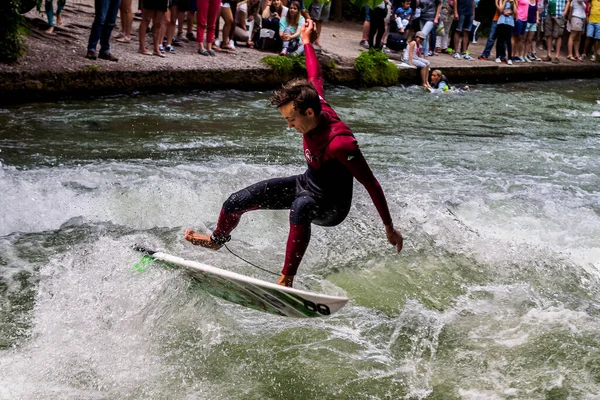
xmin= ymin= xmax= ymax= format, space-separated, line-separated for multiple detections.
xmin=134 ymin=246 xmax=349 ymax=318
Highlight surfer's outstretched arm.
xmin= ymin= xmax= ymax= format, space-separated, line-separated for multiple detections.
xmin=301 ymin=20 xmax=325 ymax=98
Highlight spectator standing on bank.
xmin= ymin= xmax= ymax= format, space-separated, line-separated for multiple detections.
xmin=45 ymin=0 xmax=66 ymax=34
xmin=368 ymin=1 xmax=388 ymax=49
xmin=197 ymin=0 xmax=222 ymax=55
xmin=496 ymin=0 xmax=516 ymax=64
xmin=116 ymin=0 xmax=133 ymax=42
xmin=567 ymin=0 xmax=588 ymax=60
xmin=418 ymin=0 xmax=442 ymax=57
xmin=138 ymin=0 xmax=167 ymax=56
xmin=453 ymin=0 xmax=476 ymax=59
xmin=436 ymin=0 xmax=454 ymax=53
xmin=584 ymin=0 xmax=599 ymax=60
xmin=513 ymin=0 xmax=530 ymax=62
xmin=542 ymin=0 xmax=571 ymax=62
xmin=524 ymin=0 xmax=542 ymax=60
xmin=360 ymin=6 xmax=371 ymax=48
xmin=309 ymin=0 xmax=332 ymax=47
xmin=478 ymin=6 xmax=500 ymax=59
xmin=86 ymin=0 xmax=121 ymax=61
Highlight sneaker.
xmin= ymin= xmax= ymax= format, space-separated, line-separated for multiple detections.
xmin=542 ymin=55 xmax=552 ymax=62
xmin=184 ymin=230 xmax=228 ymax=250
xmin=453 ymin=52 xmax=461 ymax=59
xmin=513 ymin=57 xmax=523 ymax=63
xmin=533 ymin=53 xmax=542 ymax=61
xmin=158 ymin=45 xmax=165 ymax=54
xmin=172 ymin=38 xmax=182 ymax=47
xmin=495 ymin=57 xmax=501 ymax=63
xmin=186 ymin=32 xmax=196 ymax=41
xmin=478 ymin=55 xmax=489 ymax=60
xmin=592 ymin=55 xmax=597 ymax=61
xmin=164 ymin=45 xmax=175 ymax=53
xmin=229 ymin=39 xmax=235 ymax=50
xmin=524 ymin=55 xmax=531 ymax=62
xmin=520 ymin=56 xmax=527 ymax=62
xmin=507 ymin=59 xmax=513 ymax=65
xmin=214 ymin=39 xmax=221 ymax=48
xmin=359 ymin=40 xmax=369 ymax=49
xmin=85 ymin=50 xmax=97 ymax=60
xmin=463 ymin=53 xmax=473 ymax=60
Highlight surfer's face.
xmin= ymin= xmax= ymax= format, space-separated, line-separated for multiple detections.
xmin=279 ymin=102 xmax=318 ymax=134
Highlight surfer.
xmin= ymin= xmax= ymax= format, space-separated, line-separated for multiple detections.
xmin=185 ymin=19 xmax=403 ymax=288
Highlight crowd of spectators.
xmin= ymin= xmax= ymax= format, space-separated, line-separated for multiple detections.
xmin=78 ymin=0 xmax=331 ymax=61
xmin=41 ymin=0 xmax=599 ymax=66
xmin=359 ymin=0 xmax=599 ymax=66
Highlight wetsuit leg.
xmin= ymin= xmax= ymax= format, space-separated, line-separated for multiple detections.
xmin=212 ymin=175 xmax=299 ymax=238
xmin=282 ymin=195 xmax=317 ymax=276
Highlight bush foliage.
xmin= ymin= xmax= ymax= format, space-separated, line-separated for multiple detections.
xmin=354 ymin=48 xmax=399 ymax=86
xmin=1 ymin=0 xmax=26 ymax=64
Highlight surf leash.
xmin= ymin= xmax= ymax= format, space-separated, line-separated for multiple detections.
xmin=223 ymin=244 xmax=280 ymax=277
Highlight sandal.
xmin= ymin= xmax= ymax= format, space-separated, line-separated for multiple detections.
xmin=198 ymin=49 xmax=209 ymax=56
xmin=207 ymin=49 xmax=216 ymax=56
xmin=567 ymin=55 xmax=576 ymax=61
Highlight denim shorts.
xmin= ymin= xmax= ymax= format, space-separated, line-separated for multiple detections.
xmin=587 ymin=22 xmax=600 ymax=39
xmin=525 ymin=22 xmax=537 ymax=32
xmin=513 ymin=19 xmax=527 ymax=35
xmin=456 ymin=13 xmax=473 ymax=32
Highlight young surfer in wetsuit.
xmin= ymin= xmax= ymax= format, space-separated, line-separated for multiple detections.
xmin=185 ymin=19 xmax=403 ymax=288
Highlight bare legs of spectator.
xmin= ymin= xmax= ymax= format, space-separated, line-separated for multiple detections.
xmin=117 ymin=0 xmax=133 ymax=42
xmin=139 ymin=9 xmax=166 ymax=56
xmin=315 ymin=20 xmax=323 ymax=46
xmin=545 ymin=34 xmax=561 ymax=59
xmin=567 ymin=30 xmax=582 ymax=60
xmin=453 ymin=29 xmax=469 ymax=54
xmin=166 ymin=6 xmax=179 ymax=49
xmin=220 ymin=6 xmax=235 ymax=49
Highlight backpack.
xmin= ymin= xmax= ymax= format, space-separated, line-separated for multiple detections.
xmin=386 ymin=31 xmax=407 ymax=52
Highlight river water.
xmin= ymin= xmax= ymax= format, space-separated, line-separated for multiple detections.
xmin=1 ymin=79 xmax=599 ymax=399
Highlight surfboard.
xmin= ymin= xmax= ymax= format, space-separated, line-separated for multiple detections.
xmin=133 ymin=246 xmax=349 ymax=318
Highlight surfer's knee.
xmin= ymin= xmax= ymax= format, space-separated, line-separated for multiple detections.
xmin=223 ymin=188 xmax=253 ymax=214
xmin=290 ymin=196 xmax=317 ymax=225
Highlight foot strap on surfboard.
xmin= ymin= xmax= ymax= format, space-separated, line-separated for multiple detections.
xmin=132 ymin=245 xmax=156 ymax=256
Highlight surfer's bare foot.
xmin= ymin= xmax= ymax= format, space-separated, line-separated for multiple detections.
xmin=277 ymin=274 xmax=294 ymax=288
xmin=184 ymin=229 xmax=224 ymax=250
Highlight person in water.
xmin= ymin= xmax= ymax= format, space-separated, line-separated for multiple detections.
xmin=184 ymin=19 xmax=404 ymax=288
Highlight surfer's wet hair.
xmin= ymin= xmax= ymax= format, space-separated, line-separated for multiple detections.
xmin=270 ymin=79 xmax=322 ymax=116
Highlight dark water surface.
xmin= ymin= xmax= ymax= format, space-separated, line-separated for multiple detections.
xmin=1 ymin=79 xmax=599 ymax=399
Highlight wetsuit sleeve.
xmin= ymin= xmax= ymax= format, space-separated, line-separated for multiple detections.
xmin=332 ymin=139 xmax=393 ymax=226
xmin=305 ymin=44 xmax=325 ymax=99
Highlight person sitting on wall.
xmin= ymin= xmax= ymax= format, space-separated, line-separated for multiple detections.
xmin=279 ymin=0 xmax=306 ymax=55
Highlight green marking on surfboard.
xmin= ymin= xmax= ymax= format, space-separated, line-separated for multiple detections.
xmin=132 ymin=255 xmax=153 ymax=272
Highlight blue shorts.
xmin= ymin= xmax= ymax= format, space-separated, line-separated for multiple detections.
xmin=365 ymin=5 xmax=370 ymax=21
xmin=525 ymin=22 xmax=537 ymax=32
xmin=513 ymin=19 xmax=527 ymax=35
xmin=587 ymin=22 xmax=600 ymax=40
xmin=456 ymin=13 xmax=473 ymax=32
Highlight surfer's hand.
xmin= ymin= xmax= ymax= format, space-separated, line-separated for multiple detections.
xmin=300 ymin=19 xmax=317 ymax=44
xmin=385 ymin=224 xmax=403 ymax=252
xmin=277 ymin=274 xmax=294 ymax=287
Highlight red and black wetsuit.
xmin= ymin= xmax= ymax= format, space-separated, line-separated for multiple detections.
xmin=212 ymin=43 xmax=392 ymax=276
